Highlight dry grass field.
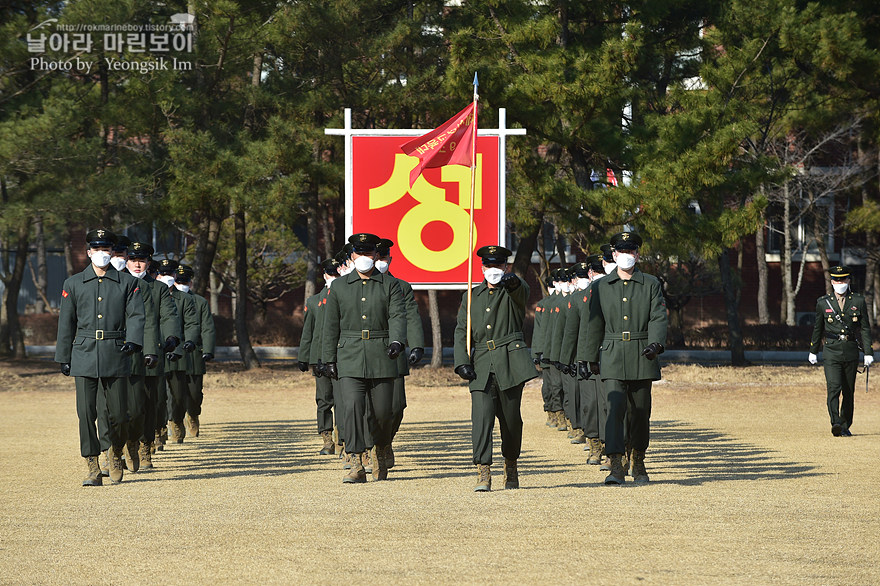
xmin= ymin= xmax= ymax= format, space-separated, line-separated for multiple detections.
xmin=1 ymin=360 xmax=878 ymax=585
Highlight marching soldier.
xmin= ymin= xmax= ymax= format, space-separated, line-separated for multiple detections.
xmin=454 ymin=245 xmax=536 ymax=492
xmin=176 ymin=264 xmax=216 ymax=438
xmin=531 ymin=275 xmax=555 ymax=426
xmin=584 ymin=232 xmax=667 ymax=485
xmin=559 ymin=261 xmax=595 ymax=449
xmin=299 ymin=257 xmax=342 ymax=455
xmin=55 ymin=229 xmax=145 ymax=486
xmin=321 ymin=233 xmax=407 ymax=483
xmin=548 ymin=267 xmax=577 ymax=435
xmin=375 ymin=238 xmax=425 ymax=468
xmin=808 ymin=265 xmax=873 ymax=436
xmin=126 ymin=242 xmax=181 ymax=468
xmin=542 ymin=268 xmax=568 ymax=431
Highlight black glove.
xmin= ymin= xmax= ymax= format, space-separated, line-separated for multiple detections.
xmin=387 ymin=341 xmax=404 ymax=360
xmin=316 ymin=359 xmax=326 ymax=377
xmin=144 ymin=354 xmax=158 ymax=368
xmin=577 ymin=361 xmax=590 ymax=380
xmin=311 ymin=364 xmax=322 ymax=377
xmin=500 ymin=273 xmax=521 ymax=292
xmin=641 ymin=342 xmax=665 ymax=361
xmin=561 ymin=362 xmax=571 ymax=375
xmin=455 ymin=364 xmax=477 ymax=381
xmin=325 ymin=362 xmax=338 ymax=380
xmin=569 ymin=363 xmax=577 ymax=378
xmin=183 ymin=341 xmax=196 ymax=353
xmin=533 ymin=352 xmax=542 ymax=366
xmin=166 ymin=352 xmax=180 ymax=362
xmin=297 ymin=360 xmax=309 ymax=372
xmin=540 ymin=357 xmax=552 ymax=366
xmin=202 ymin=353 xmax=214 ymax=362
xmin=120 ymin=342 xmax=141 ymax=355
xmin=61 ymin=363 xmax=71 ymax=376
xmin=162 ymin=336 xmax=180 ymax=353
xmin=555 ymin=361 xmax=565 ymax=373
xmin=409 ymin=347 xmax=424 ymax=365
xmin=589 ymin=362 xmax=601 ymax=375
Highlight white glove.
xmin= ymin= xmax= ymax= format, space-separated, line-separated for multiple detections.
xmin=808 ymin=353 xmax=818 ymax=365
xmin=865 ymin=355 xmax=874 ymax=367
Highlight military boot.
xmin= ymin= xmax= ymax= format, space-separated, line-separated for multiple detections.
xmin=587 ymin=438 xmax=602 ymax=465
xmin=139 ymin=440 xmax=153 ymax=470
xmin=604 ymin=454 xmax=625 ymax=485
xmin=169 ymin=420 xmax=185 ymax=444
xmin=156 ymin=427 xmax=168 ymax=451
xmin=341 ymin=446 xmax=352 ymax=470
xmin=503 ymin=459 xmax=519 ymax=489
xmin=631 ymin=449 xmax=649 ymax=484
xmin=545 ymin=411 xmax=555 ymax=427
xmin=99 ymin=451 xmax=110 ymax=477
xmin=371 ymin=445 xmax=388 ymax=481
xmin=343 ymin=453 xmax=367 ymax=483
xmin=108 ymin=444 xmax=125 ymax=484
xmin=622 ymin=446 xmax=632 ymax=477
xmin=362 ymin=450 xmax=373 ymax=474
xmin=555 ymin=412 xmax=568 ymax=432
xmin=124 ymin=440 xmax=140 ymax=473
xmin=385 ymin=444 xmax=395 ymax=469
xmin=82 ymin=456 xmax=102 ymax=487
xmin=570 ymin=429 xmax=586 ymax=444
xmin=186 ymin=414 xmax=200 ymax=438
xmin=319 ymin=431 xmax=335 ymax=455
xmin=474 ymin=464 xmax=492 ymax=492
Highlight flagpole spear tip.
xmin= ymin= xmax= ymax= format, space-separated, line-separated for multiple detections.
xmin=473 ymin=72 xmax=478 ymax=87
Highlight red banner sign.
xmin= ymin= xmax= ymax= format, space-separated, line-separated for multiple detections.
xmin=351 ymin=135 xmax=501 ymax=288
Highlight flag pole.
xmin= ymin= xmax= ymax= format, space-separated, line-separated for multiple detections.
xmin=466 ymin=73 xmax=479 ymax=359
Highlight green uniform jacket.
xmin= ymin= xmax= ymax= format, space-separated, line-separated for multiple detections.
xmin=55 ymin=265 xmax=145 ymax=378
xmin=187 ymin=292 xmax=216 ymax=375
xmin=809 ymin=292 xmax=873 ymax=361
xmin=388 ymin=273 xmax=425 ymax=377
xmin=531 ymin=294 xmax=549 ymax=363
xmin=142 ymin=276 xmax=182 ymax=377
xmin=561 ymin=287 xmax=591 ymax=365
xmin=321 ymin=270 xmax=407 ymax=379
xmin=545 ymin=293 xmax=570 ymax=363
xmin=575 ymin=280 xmax=601 ymax=363
xmin=584 ymin=269 xmax=668 ymax=381
xmin=299 ymin=288 xmax=324 ymax=365
xmin=453 ymin=277 xmax=537 ymax=392
xmin=130 ymin=276 xmax=158 ymax=377
xmin=164 ymin=286 xmax=199 ymax=373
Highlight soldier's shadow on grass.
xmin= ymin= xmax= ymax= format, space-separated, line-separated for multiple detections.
xmin=148 ymin=420 xmax=320 ymax=481
xmin=643 ymin=419 xmax=822 ymax=486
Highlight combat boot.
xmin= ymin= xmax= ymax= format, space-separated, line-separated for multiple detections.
xmin=545 ymin=411 xmax=555 ymax=427
xmin=503 ymin=459 xmax=519 ymax=489
xmin=82 ymin=456 xmax=102 ymax=487
xmin=587 ymin=438 xmax=602 ymax=465
xmin=341 ymin=446 xmax=352 ymax=470
xmin=139 ymin=440 xmax=153 ymax=470
xmin=156 ymin=427 xmax=168 ymax=451
xmin=169 ymin=420 xmax=185 ymax=444
xmin=622 ymin=446 xmax=632 ymax=477
xmin=555 ymin=412 xmax=568 ymax=432
xmin=186 ymin=414 xmax=200 ymax=437
xmin=570 ymin=429 xmax=586 ymax=444
xmin=99 ymin=451 xmax=110 ymax=477
xmin=108 ymin=444 xmax=125 ymax=484
xmin=362 ymin=450 xmax=373 ymax=474
xmin=123 ymin=440 xmax=140 ymax=473
xmin=385 ymin=444 xmax=395 ymax=469
xmin=631 ymin=449 xmax=649 ymax=484
xmin=319 ymin=431 xmax=335 ymax=455
xmin=474 ymin=464 xmax=491 ymax=492
xmin=604 ymin=454 xmax=625 ymax=485
xmin=371 ymin=445 xmax=388 ymax=481
xmin=343 ymin=453 xmax=367 ymax=483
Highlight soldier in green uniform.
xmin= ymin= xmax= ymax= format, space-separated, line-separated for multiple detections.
xmin=375 ymin=238 xmax=425 ymax=468
xmin=321 ymin=233 xmax=407 ymax=483
xmin=808 ymin=265 xmax=874 ymax=436
xmin=531 ymin=276 xmax=555 ymax=426
xmin=155 ymin=259 xmax=200 ymax=445
xmin=175 ymin=264 xmax=216 ymax=438
xmin=454 ymin=245 xmax=536 ymax=492
xmin=299 ymin=257 xmax=342 ymax=455
xmin=541 ymin=268 xmax=568 ymax=431
xmin=556 ymin=266 xmax=588 ymax=444
xmin=584 ymin=232 xmax=667 ymax=485
xmin=55 ymin=229 xmax=145 ymax=486
xmin=126 ymin=242 xmax=181 ymax=468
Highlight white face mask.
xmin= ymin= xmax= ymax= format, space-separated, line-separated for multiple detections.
xmin=130 ymin=270 xmax=147 ymax=279
xmin=832 ymin=282 xmax=849 ymax=295
xmin=175 ymin=283 xmax=191 ymax=293
xmin=354 ymin=255 xmax=375 ymax=273
xmin=110 ymin=256 xmax=127 ymax=271
xmin=157 ymin=274 xmax=176 ymax=287
xmin=591 ymin=273 xmax=604 ymax=282
xmin=484 ymin=267 xmax=504 ymax=285
xmin=547 ymin=286 xmax=555 ymax=294
xmin=89 ymin=250 xmax=111 ymax=268
xmin=375 ymin=259 xmax=390 ymax=274
xmin=604 ymin=262 xmax=617 ymax=275
xmin=576 ymin=277 xmax=591 ymax=290
xmin=615 ymin=253 xmax=637 ymax=270
xmin=324 ymin=274 xmax=337 ymax=288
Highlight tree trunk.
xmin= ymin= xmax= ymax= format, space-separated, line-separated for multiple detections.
xmin=0 ymin=221 xmax=30 ymax=358
xmin=33 ymin=215 xmax=48 ymax=313
xmin=63 ymin=228 xmax=76 ymax=277
xmin=813 ymin=213 xmax=833 ymax=297
xmin=782 ymin=183 xmax=796 ymax=326
xmin=718 ymin=248 xmax=747 ymax=365
xmin=304 ymin=188 xmax=317 ymax=302
xmin=755 ymin=215 xmax=769 ymax=324
xmin=209 ymin=270 xmax=221 ymax=315
xmin=234 ymin=207 xmax=260 ymax=369
xmin=428 ymin=289 xmax=442 ymax=368
xmin=512 ymin=223 xmax=539 ymax=278
xmin=193 ymin=215 xmax=222 ymax=297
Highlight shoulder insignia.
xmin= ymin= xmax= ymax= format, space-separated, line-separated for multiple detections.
xmin=567 ymin=301 xmax=571 ymax=309
xmin=583 ymin=296 xmax=587 ymax=303
xmin=61 ymin=290 xmax=68 ymax=298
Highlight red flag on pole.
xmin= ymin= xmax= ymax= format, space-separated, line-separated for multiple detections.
xmin=400 ymin=103 xmax=476 ymax=187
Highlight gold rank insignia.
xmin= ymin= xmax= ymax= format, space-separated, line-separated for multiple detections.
xmin=828 ymin=317 xmax=834 ymax=323
xmin=621 ymin=233 xmax=630 ymax=240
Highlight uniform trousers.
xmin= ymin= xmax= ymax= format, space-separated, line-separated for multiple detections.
xmin=545 ymin=367 xmax=564 ymax=412
xmin=142 ymin=375 xmax=159 ymax=443
xmin=156 ymin=375 xmax=168 ymax=432
xmin=824 ymin=358 xmax=858 ymax=430
xmin=186 ymin=374 xmax=204 ymax=417
xmin=315 ymin=374 xmax=335 ymax=434
xmin=338 ymin=377 xmax=394 ymax=454
xmin=98 ymin=374 xmax=145 ymax=453
xmin=166 ymin=370 xmax=188 ymax=424
xmin=540 ymin=368 xmax=552 ymax=412
xmin=562 ymin=370 xmax=580 ymax=428
xmin=471 ymin=373 xmax=524 ymax=466
xmin=77 ymin=376 xmax=127 ymax=457
xmin=579 ymin=377 xmax=601 ymax=439
xmin=390 ymin=375 xmax=407 ymax=439
xmin=604 ymin=379 xmax=652 ymax=455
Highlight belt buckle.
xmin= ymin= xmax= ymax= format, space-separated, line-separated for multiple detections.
xmin=622 ymin=331 xmax=631 ymax=341
xmin=95 ymin=330 xmax=104 ymax=340
xmin=486 ymin=340 xmax=496 ymax=351
xmin=361 ymin=329 xmax=369 ymax=340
